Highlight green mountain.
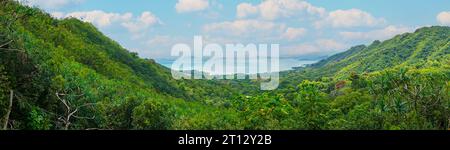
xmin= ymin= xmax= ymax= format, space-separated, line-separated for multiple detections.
xmin=282 ymin=27 xmax=450 ymax=86
xmin=1 ymin=1 xmax=449 ymax=130
xmin=318 ymin=27 xmax=449 ymax=77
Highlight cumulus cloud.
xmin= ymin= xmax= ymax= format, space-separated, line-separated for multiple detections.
xmin=206 ymin=0 xmax=325 ymax=41
xmin=281 ymin=27 xmax=307 ymax=40
xmin=339 ymin=25 xmax=414 ymax=41
xmin=236 ymin=0 xmax=325 ymax=20
xmin=63 ymin=10 xmax=133 ymax=27
xmin=203 ymin=19 xmax=286 ymax=37
xmin=121 ymin=12 xmax=161 ymax=33
xmin=236 ymin=3 xmax=259 ymax=18
xmin=57 ymin=11 xmax=160 ymax=33
xmin=315 ymin=9 xmax=386 ymax=28
xmin=437 ymin=11 xmax=450 ymax=26
xmin=175 ymin=0 xmax=209 ymax=13
xmin=21 ymin=0 xmax=84 ymax=10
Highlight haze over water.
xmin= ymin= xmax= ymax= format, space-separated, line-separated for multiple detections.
xmin=157 ymin=58 xmax=318 ymax=75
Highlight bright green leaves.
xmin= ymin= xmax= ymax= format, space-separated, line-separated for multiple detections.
xmin=232 ymin=93 xmax=294 ymax=130
xmin=294 ymin=80 xmax=329 ymax=129
xmin=132 ymin=100 xmax=174 ymax=130
xmin=27 ymin=107 xmax=52 ymax=130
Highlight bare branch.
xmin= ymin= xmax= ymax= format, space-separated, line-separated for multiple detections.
xmin=0 ymin=40 xmax=13 ymax=48
xmin=77 ymin=103 xmax=96 ymax=109
xmin=0 ymin=48 xmax=24 ymax=52
xmin=85 ymin=128 xmax=102 ymax=130
xmin=2 ymin=90 xmax=13 ymax=130
xmin=56 ymin=93 xmax=71 ymax=113
xmin=73 ymin=115 xmax=95 ymax=120
xmin=55 ymin=92 xmax=96 ymax=130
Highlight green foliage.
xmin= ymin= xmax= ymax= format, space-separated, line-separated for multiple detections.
xmin=132 ymin=100 xmax=174 ymax=130
xmin=0 ymin=0 xmax=448 ymax=130
xmin=231 ymin=93 xmax=295 ymax=129
xmin=27 ymin=107 xmax=52 ymax=130
xmin=0 ymin=65 xmax=10 ymax=120
xmin=294 ymin=81 xmax=329 ymax=129
xmin=368 ymin=67 xmax=449 ymax=129
xmin=344 ymin=102 xmax=383 ymax=129
xmin=331 ymin=90 xmax=372 ymax=115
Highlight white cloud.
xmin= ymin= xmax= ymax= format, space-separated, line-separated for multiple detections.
xmin=21 ymin=0 xmax=84 ymax=10
xmin=236 ymin=3 xmax=259 ymax=18
xmin=207 ymin=0 xmax=325 ymax=41
xmin=175 ymin=0 xmax=209 ymax=13
xmin=236 ymin=0 xmax=325 ymax=20
xmin=121 ymin=12 xmax=161 ymax=33
xmin=281 ymin=27 xmax=307 ymax=40
xmin=437 ymin=11 xmax=450 ymax=26
xmin=283 ymin=39 xmax=348 ymax=57
xmin=64 ymin=10 xmax=132 ymax=27
xmin=203 ymin=19 xmax=286 ymax=37
xmin=315 ymin=9 xmax=386 ymax=28
xmin=59 ymin=11 xmax=160 ymax=34
xmin=339 ymin=25 xmax=414 ymax=41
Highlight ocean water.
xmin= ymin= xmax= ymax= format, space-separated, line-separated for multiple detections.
xmin=157 ymin=58 xmax=318 ymax=75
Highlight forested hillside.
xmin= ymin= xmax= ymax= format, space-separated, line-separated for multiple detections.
xmin=0 ymin=0 xmax=244 ymax=130
xmin=1 ymin=0 xmax=449 ymax=130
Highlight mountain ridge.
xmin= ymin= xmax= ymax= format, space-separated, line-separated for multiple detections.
xmin=283 ymin=26 xmax=449 ymax=82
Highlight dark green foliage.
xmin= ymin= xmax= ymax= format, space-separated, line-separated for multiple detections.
xmin=0 ymin=65 xmax=10 ymax=122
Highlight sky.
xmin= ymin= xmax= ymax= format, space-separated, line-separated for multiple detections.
xmin=21 ymin=0 xmax=450 ymax=62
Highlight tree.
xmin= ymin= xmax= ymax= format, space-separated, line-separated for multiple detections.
xmin=55 ymin=92 xmax=95 ymax=130
xmin=132 ymin=100 xmax=173 ymax=130
xmin=2 ymin=90 xmax=13 ymax=130
xmin=294 ymin=80 xmax=330 ymax=129
xmin=0 ymin=65 xmax=12 ymax=130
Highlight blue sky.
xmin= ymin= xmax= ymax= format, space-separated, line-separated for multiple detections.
xmin=23 ymin=0 xmax=450 ymax=62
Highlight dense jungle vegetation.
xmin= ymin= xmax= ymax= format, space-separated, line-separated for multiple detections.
xmin=1 ymin=1 xmax=449 ymax=130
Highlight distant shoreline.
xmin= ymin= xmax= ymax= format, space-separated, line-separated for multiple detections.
xmin=157 ymin=58 xmax=319 ymax=75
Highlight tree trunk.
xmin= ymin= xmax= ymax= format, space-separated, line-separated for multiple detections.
xmin=3 ymin=90 xmax=13 ymax=130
